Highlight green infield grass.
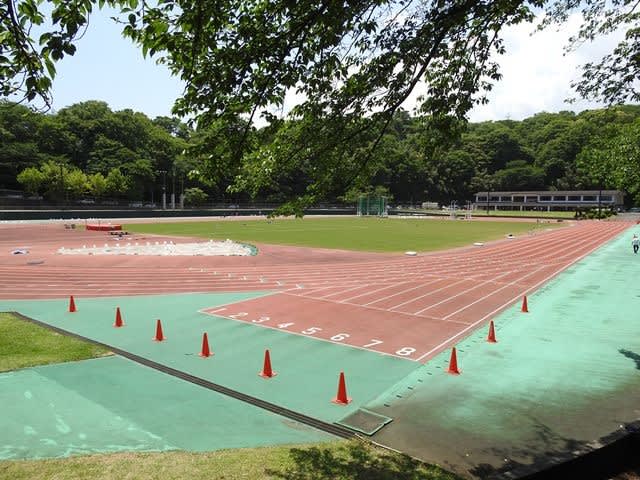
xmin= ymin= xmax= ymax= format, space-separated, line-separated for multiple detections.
xmin=1 ymin=439 xmax=460 ymax=480
xmin=0 ymin=313 xmax=110 ymax=372
xmin=125 ymin=217 xmax=564 ymax=252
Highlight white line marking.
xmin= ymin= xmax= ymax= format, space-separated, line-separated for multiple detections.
xmin=414 ymin=230 xmax=618 ymax=362
xmin=441 ymin=266 xmax=546 ymax=320
xmin=390 ymin=278 xmax=469 ymax=311
xmin=412 ymin=270 xmax=515 ymax=315
xmin=363 ymin=278 xmax=447 ymax=306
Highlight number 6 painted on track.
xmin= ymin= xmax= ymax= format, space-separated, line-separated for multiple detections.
xmin=330 ymin=333 xmax=350 ymax=341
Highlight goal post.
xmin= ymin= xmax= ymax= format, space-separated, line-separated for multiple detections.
xmin=357 ymin=195 xmax=388 ymax=217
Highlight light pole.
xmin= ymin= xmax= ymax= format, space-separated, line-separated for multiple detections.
xmin=158 ymin=170 xmax=167 ymax=210
xmin=180 ymin=175 xmax=185 ymax=209
xmin=171 ymin=167 xmax=176 ymax=210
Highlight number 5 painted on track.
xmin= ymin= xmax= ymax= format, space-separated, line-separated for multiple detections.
xmin=301 ymin=327 xmax=322 ymax=335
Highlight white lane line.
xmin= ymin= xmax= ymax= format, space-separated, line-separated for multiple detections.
xmin=411 ymin=270 xmax=515 ymax=315
xmin=319 ymin=284 xmax=371 ymax=299
xmin=363 ymin=278 xmax=448 ymax=307
xmin=341 ymin=282 xmax=412 ymax=303
xmin=389 ymin=278 xmax=470 ymax=311
xmin=441 ymin=265 xmax=547 ymax=320
xmin=414 ymin=226 xmax=621 ymax=362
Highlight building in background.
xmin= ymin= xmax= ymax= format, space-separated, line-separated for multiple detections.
xmin=473 ymin=190 xmax=625 ymax=212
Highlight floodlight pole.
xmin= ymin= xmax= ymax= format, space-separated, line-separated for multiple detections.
xmin=159 ymin=170 xmax=167 ymax=210
xmin=171 ymin=167 xmax=176 ymax=210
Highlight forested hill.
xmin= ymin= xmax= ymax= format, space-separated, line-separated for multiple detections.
xmin=1 ymin=100 xmax=639 ymax=206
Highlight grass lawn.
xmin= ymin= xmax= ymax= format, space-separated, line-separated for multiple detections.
xmin=0 ymin=439 xmax=460 ymax=480
xmin=0 ymin=313 xmax=110 ymax=372
xmin=125 ymin=217 xmax=564 ymax=252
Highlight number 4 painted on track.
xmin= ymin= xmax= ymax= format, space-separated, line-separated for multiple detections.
xmin=363 ymin=339 xmax=383 ymax=348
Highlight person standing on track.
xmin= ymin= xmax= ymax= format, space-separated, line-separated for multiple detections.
xmin=633 ymin=234 xmax=639 ymax=254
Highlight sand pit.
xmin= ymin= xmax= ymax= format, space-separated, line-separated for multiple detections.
xmin=57 ymin=239 xmax=256 ymax=256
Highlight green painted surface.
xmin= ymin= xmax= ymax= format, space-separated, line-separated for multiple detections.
xmin=0 ymin=292 xmax=418 ymax=433
xmin=364 ymin=225 xmax=640 ymax=476
xmin=0 ymin=356 xmax=334 ymax=460
xmin=125 ymin=217 xmax=553 ymax=252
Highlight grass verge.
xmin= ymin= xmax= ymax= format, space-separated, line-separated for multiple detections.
xmin=0 ymin=312 xmax=110 ymax=372
xmin=125 ymin=217 xmax=563 ymax=252
xmin=0 ymin=439 xmax=460 ymax=480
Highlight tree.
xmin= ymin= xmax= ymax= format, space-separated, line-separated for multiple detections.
xmin=16 ymin=166 xmax=44 ymax=195
xmin=64 ymin=168 xmax=88 ymax=199
xmin=105 ymin=168 xmax=129 ymax=198
xmin=183 ymin=187 xmax=208 ymax=207
xmin=87 ymin=172 xmax=107 ymax=199
xmin=2 ymin=0 xmax=639 ymax=209
xmin=540 ymin=0 xmax=640 ymax=105
xmin=578 ymin=119 xmax=640 ymax=204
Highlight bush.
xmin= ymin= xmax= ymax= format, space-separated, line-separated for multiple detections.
xmin=183 ymin=187 xmax=208 ymax=206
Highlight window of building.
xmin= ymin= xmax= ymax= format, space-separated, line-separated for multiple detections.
xmin=600 ymin=195 xmax=612 ymax=202
xmin=568 ymin=195 xmax=581 ymax=201
xmin=476 ymin=196 xmax=487 ymax=202
xmin=582 ymin=195 xmax=596 ymax=201
xmin=539 ymin=196 xmax=551 ymax=201
xmin=525 ymin=196 xmax=538 ymax=202
xmin=500 ymin=196 xmax=512 ymax=202
xmin=553 ymin=195 xmax=566 ymax=201
xmin=490 ymin=196 xmax=500 ymax=202
xmin=513 ymin=196 xmax=524 ymax=202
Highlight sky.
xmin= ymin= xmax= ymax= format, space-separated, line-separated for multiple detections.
xmin=40 ymin=9 xmax=626 ymax=123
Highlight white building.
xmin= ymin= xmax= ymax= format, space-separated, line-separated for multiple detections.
xmin=473 ymin=190 xmax=624 ymax=212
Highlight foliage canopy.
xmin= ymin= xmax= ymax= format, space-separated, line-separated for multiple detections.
xmin=1 ymin=0 xmax=639 ymax=207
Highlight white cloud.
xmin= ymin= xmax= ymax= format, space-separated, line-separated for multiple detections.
xmin=44 ymin=10 xmax=632 ymax=122
xmin=467 ymin=14 xmax=628 ymax=122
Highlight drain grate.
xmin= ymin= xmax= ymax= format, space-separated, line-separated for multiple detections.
xmin=336 ymin=408 xmax=393 ymax=435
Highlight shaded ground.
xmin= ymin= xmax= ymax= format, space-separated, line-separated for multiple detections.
xmin=363 ymin=223 xmax=640 ymax=478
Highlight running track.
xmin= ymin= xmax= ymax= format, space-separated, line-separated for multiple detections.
xmin=0 ymin=220 xmax=630 ymax=362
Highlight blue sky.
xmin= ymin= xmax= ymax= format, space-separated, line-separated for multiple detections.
xmin=44 ymin=9 xmax=621 ymax=122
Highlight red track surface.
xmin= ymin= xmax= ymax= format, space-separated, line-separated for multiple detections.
xmin=0 ymin=220 xmax=630 ymax=362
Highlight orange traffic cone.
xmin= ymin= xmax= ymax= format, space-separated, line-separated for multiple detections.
xmin=521 ymin=295 xmax=529 ymax=313
xmin=200 ymin=332 xmax=212 ymax=357
xmin=114 ymin=307 xmax=124 ymax=327
xmin=68 ymin=295 xmax=76 ymax=313
xmin=447 ymin=347 xmax=460 ymax=375
xmin=487 ymin=320 xmax=497 ymax=343
xmin=153 ymin=319 xmax=165 ymax=341
xmin=259 ymin=349 xmax=276 ymax=377
xmin=332 ymin=371 xmax=352 ymax=405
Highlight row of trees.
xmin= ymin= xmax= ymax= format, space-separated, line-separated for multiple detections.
xmin=2 ymin=100 xmax=640 ymax=206
xmin=2 ymin=0 xmax=639 ymax=212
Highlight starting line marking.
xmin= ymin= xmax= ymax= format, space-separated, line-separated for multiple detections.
xmin=201 ymin=308 xmax=421 ymax=361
